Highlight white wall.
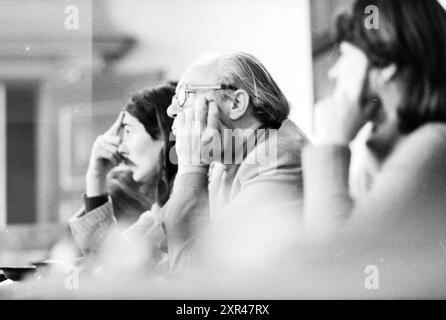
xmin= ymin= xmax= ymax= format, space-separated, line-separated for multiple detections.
xmin=108 ymin=0 xmax=314 ymax=133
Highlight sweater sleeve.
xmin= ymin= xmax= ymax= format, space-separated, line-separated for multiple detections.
xmin=162 ymin=171 xmax=210 ymax=271
xmin=122 ymin=209 xmax=155 ymax=242
xmin=302 ymin=125 xmax=446 ymax=239
xmin=302 ymin=145 xmax=353 ymax=237
xmin=348 ymin=125 xmax=446 ymax=233
xmin=68 ymin=198 xmax=117 ymax=255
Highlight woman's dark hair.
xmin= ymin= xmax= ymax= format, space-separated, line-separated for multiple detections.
xmin=335 ymin=0 xmax=446 ymax=133
xmin=124 ymin=81 xmax=177 ymax=206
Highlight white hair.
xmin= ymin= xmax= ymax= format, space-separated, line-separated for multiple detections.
xmin=198 ymin=51 xmax=290 ymax=129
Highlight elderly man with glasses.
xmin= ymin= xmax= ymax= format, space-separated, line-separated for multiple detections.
xmin=159 ymin=51 xmax=309 ymax=270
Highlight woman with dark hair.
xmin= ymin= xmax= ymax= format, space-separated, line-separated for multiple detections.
xmin=120 ymin=81 xmax=177 ymax=206
xmin=69 ymin=82 xmax=177 ymax=255
xmin=304 ymin=0 xmax=446 ymax=238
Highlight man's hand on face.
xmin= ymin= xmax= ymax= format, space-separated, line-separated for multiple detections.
xmin=174 ymin=96 xmax=221 ymax=172
xmin=86 ymin=112 xmax=124 ymax=196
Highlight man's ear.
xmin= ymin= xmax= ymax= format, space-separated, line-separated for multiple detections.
xmin=228 ymin=89 xmax=250 ymax=121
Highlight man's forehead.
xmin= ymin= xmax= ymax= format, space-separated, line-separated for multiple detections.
xmin=178 ymin=59 xmax=220 ymax=87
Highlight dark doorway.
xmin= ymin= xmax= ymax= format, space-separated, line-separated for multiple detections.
xmin=6 ymin=83 xmax=37 ymax=224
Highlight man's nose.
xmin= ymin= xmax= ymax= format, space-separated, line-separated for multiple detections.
xmin=167 ymin=100 xmax=182 ymax=118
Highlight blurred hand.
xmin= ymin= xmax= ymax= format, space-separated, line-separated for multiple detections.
xmin=315 ymin=42 xmax=374 ymax=145
xmin=174 ymin=96 xmax=220 ymax=172
xmin=86 ymin=112 xmax=124 ymax=196
xmin=314 ymin=93 xmax=370 ymax=145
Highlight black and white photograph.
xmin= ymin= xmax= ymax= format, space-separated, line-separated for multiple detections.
xmin=1 ymin=0 xmax=446 ymax=311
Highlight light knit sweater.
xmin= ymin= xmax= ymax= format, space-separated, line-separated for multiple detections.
xmin=303 ymin=123 xmax=446 ymax=239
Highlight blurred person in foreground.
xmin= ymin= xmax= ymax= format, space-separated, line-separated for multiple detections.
xmin=303 ymin=0 xmax=446 ymax=240
xmin=274 ymin=0 xmax=446 ymax=298
xmin=69 ymin=82 xmax=177 ymax=257
xmin=161 ymin=52 xmax=309 ymax=271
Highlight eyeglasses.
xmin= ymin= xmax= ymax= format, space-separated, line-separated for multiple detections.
xmin=173 ymin=84 xmax=238 ymax=108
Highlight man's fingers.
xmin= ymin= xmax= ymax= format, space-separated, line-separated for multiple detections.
xmin=106 ymin=112 xmax=124 ymax=135
xmin=195 ymin=97 xmax=208 ymax=130
xmin=175 ymin=112 xmax=185 ymax=130
xmin=184 ymin=106 xmax=194 ymax=127
xmin=175 ymin=97 xmax=220 ymax=166
xmin=206 ymin=100 xmax=219 ymax=132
